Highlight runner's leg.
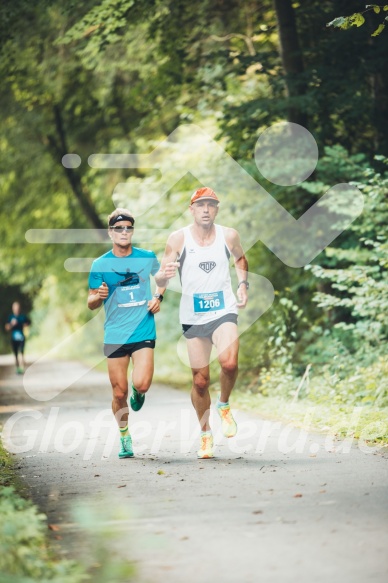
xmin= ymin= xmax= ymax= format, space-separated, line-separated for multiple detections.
xmin=20 ymin=341 xmax=26 ymax=369
xmin=12 ymin=340 xmax=20 ymax=370
xmin=131 ymin=347 xmax=154 ymax=394
xmin=212 ymin=322 xmax=239 ymax=403
xmin=108 ymin=355 xmax=130 ymax=428
xmin=186 ymin=337 xmax=213 ymax=431
xmin=212 ymin=322 xmax=239 ymax=437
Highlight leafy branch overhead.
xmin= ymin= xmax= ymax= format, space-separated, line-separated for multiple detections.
xmin=327 ymin=4 xmax=388 ymax=36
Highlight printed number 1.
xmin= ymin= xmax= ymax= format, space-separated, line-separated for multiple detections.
xmin=129 ymin=292 xmax=134 ymax=300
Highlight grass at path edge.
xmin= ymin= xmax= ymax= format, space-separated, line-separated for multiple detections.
xmin=0 ymin=437 xmax=136 ymax=583
xmin=231 ymin=392 xmax=388 ymax=448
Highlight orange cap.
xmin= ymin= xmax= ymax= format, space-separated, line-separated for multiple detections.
xmin=190 ymin=187 xmax=220 ymax=205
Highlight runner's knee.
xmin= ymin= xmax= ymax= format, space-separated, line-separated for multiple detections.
xmin=112 ymin=383 xmax=128 ymax=402
xmin=133 ymin=379 xmax=151 ymax=394
xmin=219 ymin=358 xmax=238 ymax=376
xmin=192 ymin=372 xmax=210 ymax=394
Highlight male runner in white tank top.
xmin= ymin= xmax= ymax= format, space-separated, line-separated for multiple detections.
xmin=155 ymin=187 xmax=249 ymax=459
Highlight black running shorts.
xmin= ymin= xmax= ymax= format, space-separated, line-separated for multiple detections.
xmin=104 ymin=339 xmax=156 ymax=358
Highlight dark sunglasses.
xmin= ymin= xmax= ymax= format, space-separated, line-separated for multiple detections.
xmin=110 ymin=226 xmax=134 ymax=233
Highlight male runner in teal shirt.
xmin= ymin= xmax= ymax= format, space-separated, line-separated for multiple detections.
xmin=88 ymin=208 xmax=165 ymax=458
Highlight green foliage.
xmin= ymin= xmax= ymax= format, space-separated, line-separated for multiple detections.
xmin=308 ymin=357 xmax=388 ymax=408
xmin=223 ymin=2 xmax=388 ymax=158
xmin=0 ymin=487 xmax=86 ymax=583
xmin=327 ymin=13 xmax=366 ymax=30
xmin=237 ymin=150 xmax=388 ymax=413
xmin=0 ymin=1 xmax=386 ymax=424
xmin=232 ymin=390 xmax=388 ymax=445
xmin=59 ymin=0 xmax=137 ymax=54
xmin=307 ymin=156 xmax=388 ymax=358
xmin=0 ymin=485 xmax=138 ymax=583
xmin=71 ymin=501 xmax=137 ymax=583
xmin=327 ymin=5 xmax=388 ymax=36
xmin=0 ymin=438 xmax=136 ymax=583
xmin=266 ymin=292 xmax=307 ymax=365
xmin=0 ymin=443 xmax=18 ymax=489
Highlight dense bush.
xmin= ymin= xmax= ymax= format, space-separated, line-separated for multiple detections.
xmin=0 ymin=487 xmax=86 ymax=583
xmin=244 ymin=152 xmax=388 ymax=409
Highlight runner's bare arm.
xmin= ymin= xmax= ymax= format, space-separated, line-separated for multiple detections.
xmin=225 ymin=228 xmax=249 ymax=308
xmin=154 ymin=230 xmax=184 ymax=287
xmin=147 ymin=283 xmax=167 ymax=313
xmin=88 ymin=283 xmax=109 ymax=311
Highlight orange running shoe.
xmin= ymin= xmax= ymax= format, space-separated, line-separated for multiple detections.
xmin=197 ymin=433 xmax=214 ymax=459
xmin=217 ymin=402 xmax=237 ymax=438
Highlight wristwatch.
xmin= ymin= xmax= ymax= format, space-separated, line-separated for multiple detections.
xmin=153 ymin=293 xmax=164 ymax=302
xmin=238 ymin=280 xmax=249 ymax=290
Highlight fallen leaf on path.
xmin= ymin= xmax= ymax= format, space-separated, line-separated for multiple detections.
xmin=157 ymin=470 xmax=165 ymax=475
xmin=94 ymin=474 xmax=100 ymax=477
xmin=48 ymin=524 xmax=60 ymax=531
xmin=293 ymin=493 xmax=303 ymax=498
xmin=252 ymin=510 xmax=263 ymax=514
xmin=117 ymin=484 xmax=126 ymax=488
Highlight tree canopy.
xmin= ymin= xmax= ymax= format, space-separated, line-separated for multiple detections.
xmin=0 ymin=0 xmax=387 ymax=407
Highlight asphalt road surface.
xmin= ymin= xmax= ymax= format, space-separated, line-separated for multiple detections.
xmin=0 ymin=355 xmax=387 ymax=583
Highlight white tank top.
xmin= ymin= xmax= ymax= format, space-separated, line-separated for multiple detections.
xmin=178 ymin=224 xmax=237 ymax=325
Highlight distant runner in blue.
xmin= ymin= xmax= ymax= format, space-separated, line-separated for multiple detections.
xmin=5 ymin=301 xmax=31 ymax=374
xmin=88 ymin=208 xmax=165 ymax=459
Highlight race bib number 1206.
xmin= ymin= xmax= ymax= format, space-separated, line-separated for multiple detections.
xmin=193 ymin=291 xmax=225 ymax=313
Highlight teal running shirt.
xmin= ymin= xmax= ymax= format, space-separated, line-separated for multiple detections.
xmin=88 ymin=248 xmax=160 ymax=344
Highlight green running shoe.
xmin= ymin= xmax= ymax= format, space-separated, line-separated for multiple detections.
xmin=118 ymin=434 xmax=134 ymax=458
xmin=130 ymin=387 xmax=145 ymax=412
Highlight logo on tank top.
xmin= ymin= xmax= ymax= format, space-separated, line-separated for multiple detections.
xmin=199 ymin=261 xmax=216 ymax=273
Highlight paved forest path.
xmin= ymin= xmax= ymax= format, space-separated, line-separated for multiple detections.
xmin=0 ymin=355 xmax=387 ymax=583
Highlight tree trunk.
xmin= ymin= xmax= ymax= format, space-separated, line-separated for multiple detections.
xmin=372 ymin=72 xmax=388 ymax=155
xmin=273 ymin=0 xmax=308 ymax=128
xmin=47 ymin=105 xmax=105 ymax=231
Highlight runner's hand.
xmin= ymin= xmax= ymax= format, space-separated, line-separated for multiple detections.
xmin=147 ymin=298 xmax=161 ymax=313
xmin=236 ymin=285 xmax=248 ymax=309
xmin=97 ymin=282 xmax=109 ymax=300
xmin=162 ymin=262 xmax=180 ymax=280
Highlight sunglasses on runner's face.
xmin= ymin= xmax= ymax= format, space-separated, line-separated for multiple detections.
xmin=110 ymin=226 xmax=134 ymax=232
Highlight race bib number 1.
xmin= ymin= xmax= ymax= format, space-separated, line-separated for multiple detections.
xmin=117 ymin=285 xmax=146 ymax=308
xmin=193 ymin=291 xmax=225 ymax=313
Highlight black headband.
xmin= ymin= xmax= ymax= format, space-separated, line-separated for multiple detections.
xmin=109 ymin=214 xmax=135 ymax=227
